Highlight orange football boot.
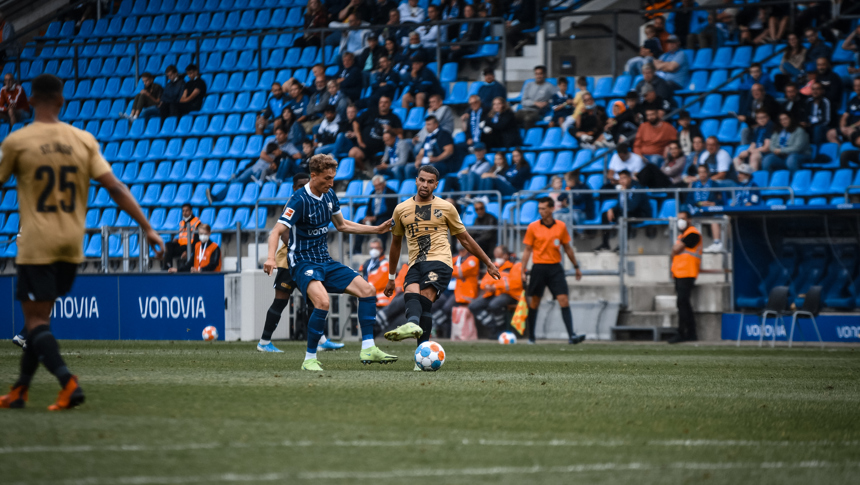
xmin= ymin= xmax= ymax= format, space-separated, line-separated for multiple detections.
xmin=48 ymin=375 xmax=85 ymax=411
xmin=0 ymin=385 xmax=28 ymax=409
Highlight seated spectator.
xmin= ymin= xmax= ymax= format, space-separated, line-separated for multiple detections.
xmin=738 ymin=83 xmax=779 ymax=144
xmin=568 ymin=93 xmax=605 ymax=147
xmin=564 ymin=170 xmax=594 ymax=225
xmin=651 ymin=15 xmax=670 ymax=50
xmin=481 ymin=97 xmax=522 ymax=149
xmin=294 ymin=0 xmax=329 ymax=48
xmin=515 ymin=65 xmax=554 ymax=129
xmin=120 ymin=71 xmax=161 ymax=121
xmin=802 ymin=82 xmax=833 ymax=144
xmin=814 ymin=57 xmax=843 ymax=117
xmin=448 ymin=4 xmax=482 ymax=60
xmin=409 ymin=93 xmax=454 ymax=156
xmin=370 ymin=55 xmax=400 ymax=103
xmin=778 ymin=33 xmax=807 ymax=86
xmin=256 ymin=82 xmax=289 ymax=135
xmin=162 ymin=203 xmax=200 ymax=270
xmin=177 ymin=64 xmax=206 ymax=116
xmin=314 ymin=105 xmax=352 ymax=157
xmin=804 ymin=28 xmax=832 ymax=71
xmin=461 ymin=95 xmax=486 ymax=147
xmin=470 ymin=199 xmax=499 ymax=257
xmin=698 ymin=136 xmax=736 ymax=185
xmin=662 ymin=141 xmax=689 ymax=186
xmin=636 ymin=83 xmax=672 ymax=118
xmin=841 ymin=25 xmax=860 ymax=75
xmin=763 ymin=112 xmax=812 ymax=172
xmin=548 ymin=175 xmax=564 ymax=202
xmin=410 ymin=115 xmax=455 ymax=178
xmin=570 ymin=76 xmax=591 ymax=119
xmin=625 ymin=24 xmax=663 ymax=77
xmin=733 ymin=164 xmax=761 ymax=206
xmin=305 ymin=77 xmax=331 ymax=127
xmin=337 ymin=52 xmax=363 ymax=102
xmin=676 ymin=110 xmax=701 ymax=156
xmin=384 ymin=37 xmax=409 ymax=70
xmin=270 ymin=125 xmax=305 ymax=180
xmin=596 ymin=170 xmax=649 ymax=251
xmin=277 ymin=107 xmax=307 ymax=148
xmin=840 ymin=131 xmax=860 ymax=168
xmin=457 ymin=144 xmax=493 ymax=193
xmin=287 ymin=82 xmax=310 ymax=126
xmin=404 ymin=31 xmax=427 ymax=58
xmin=607 ymin=142 xmax=645 ymax=183
xmin=477 ymin=68 xmax=507 ymax=111
xmin=359 ymin=33 xmax=386 ymax=75
xmin=207 ymin=143 xmax=282 ymax=203
xmin=633 ymin=108 xmax=678 ymax=165
xmin=636 ymin=64 xmax=674 ymax=106
xmin=350 ymin=95 xmax=403 ymax=169
xmin=652 ymin=35 xmax=690 ymax=91
xmin=401 ymin=53 xmax=444 ymax=108
xmin=477 ymin=148 xmax=531 ymax=196
xmin=734 ymin=109 xmax=774 ymax=172
xmin=469 ymin=245 xmax=521 ymax=333
xmin=687 ymin=164 xmax=724 ymax=253
xmin=835 ymin=77 xmax=860 ymax=143
xmin=159 ymin=65 xmax=184 ymax=119
xmin=549 ymin=76 xmax=575 ymax=128
xmin=0 ymin=74 xmax=30 ymax=125
xmin=169 ymin=224 xmax=221 ymax=273
xmin=296 ymin=139 xmax=315 ymax=174
xmin=380 ymin=8 xmax=409 ymax=48
xmin=308 ymin=64 xmax=327 ymax=94
xmin=504 ymin=0 xmax=537 ymax=53
xmin=684 ymin=135 xmax=706 ymax=184
xmin=333 ymin=14 xmax=369 ymax=56
xmin=416 ymin=5 xmax=445 ymax=50
xmin=781 ymin=82 xmax=807 ymax=122
xmin=323 ymin=79 xmax=350 ymax=121
xmin=737 ymin=6 xmax=767 ymax=46
xmin=687 ymin=11 xmax=719 ymax=49
xmin=398 ymin=0 xmax=425 ymax=24
xmin=375 ymin=130 xmax=413 ymax=180
xmin=358 ymin=176 xmax=398 ymax=250
xmin=358 ymin=236 xmax=390 ymax=301
xmin=755 ymin=4 xmax=789 ymax=44
xmin=739 ymin=63 xmax=777 ymax=99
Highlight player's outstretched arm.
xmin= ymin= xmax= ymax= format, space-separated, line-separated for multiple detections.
xmin=96 ymin=171 xmax=165 ymax=258
xmin=455 ymin=231 xmax=499 ymax=280
xmin=331 ymin=212 xmax=392 ymax=235
xmin=263 ymin=223 xmax=288 ymax=276
xmin=561 ymin=242 xmax=582 ymax=281
xmin=384 ymin=234 xmax=403 ymax=297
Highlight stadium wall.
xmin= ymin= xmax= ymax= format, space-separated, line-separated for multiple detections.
xmin=722 ymin=314 xmax=860 ymax=343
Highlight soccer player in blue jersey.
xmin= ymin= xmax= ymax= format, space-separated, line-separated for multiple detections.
xmin=263 ymin=154 xmax=396 ymax=371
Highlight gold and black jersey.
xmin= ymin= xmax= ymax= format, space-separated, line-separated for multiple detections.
xmin=392 ymin=196 xmax=466 ymax=269
xmin=0 ymin=121 xmax=112 ymax=265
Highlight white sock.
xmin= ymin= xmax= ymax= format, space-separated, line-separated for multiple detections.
xmin=318 ymin=335 xmax=328 ymax=345
xmin=259 ymin=339 xmax=270 ymax=346
xmin=305 ymin=351 xmax=317 ymax=361
xmin=361 ymin=338 xmax=375 ymax=350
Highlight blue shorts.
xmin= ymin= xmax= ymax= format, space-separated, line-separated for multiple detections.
xmin=292 ymin=259 xmax=360 ymax=298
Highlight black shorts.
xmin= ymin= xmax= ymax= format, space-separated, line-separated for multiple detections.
xmin=404 ymin=261 xmax=453 ymax=297
xmin=16 ymin=263 xmax=79 ymax=302
xmin=526 ymin=263 xmax=569 ymax=299
xmin=273 ymin=267 xmax=296 ymax=295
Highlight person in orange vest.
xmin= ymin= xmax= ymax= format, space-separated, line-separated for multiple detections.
xmin=170 ymin=224 xmax=221 ymax=273
xmin=670 ymin=210 xmax=702 ymax=343
xmin=377 ymin=263 xmax=410 ymax=331
xmin=360 ymin=238 xmax=391 ymax=307
xmin=163 ymin=203 xmax=200 ymax=270
xmin=431 ymin=242 xmax=480 ymax=334
xmin=469 ymin=245 xmax=523 ymax=332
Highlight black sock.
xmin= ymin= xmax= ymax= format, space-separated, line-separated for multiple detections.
xmin=29 ymin=325 xmax=72 ymax=387
xmin=417 ymin=295 xmax=433 ymax=345
xmin=261 ymin=298 xmax=289 ymax=341
xmin=15 ymin=343 xmax=39 ymax=388
xmin=527 ymin=308 xmax=539 ymax=341
xmin=561 ymin=306 xmax=574 ymax=338
xmin=404 ymin=293 xmax=422 ymax=325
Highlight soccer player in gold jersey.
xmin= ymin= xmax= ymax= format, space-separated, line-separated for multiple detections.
xmin=383 ymin=166 xmax=499 ymax=364
xmin=0 ymin=74 xmax=164 ymax=410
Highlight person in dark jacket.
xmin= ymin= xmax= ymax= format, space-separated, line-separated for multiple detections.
xmin=481 ymin=96 xmax=522 ymax=150
xmin=370 ymin=55 xmax=401 ymax=103
xmin=595 ymin=170 xmax=650 ymax=251
xmin=159 ymin=65 xmax=185 ymax=119
xmin=401 ymin=54 xmax=444 ymax=108
xmin=477 ymin=148 xmax=531 ymax=196
xmin=477 ymin=68 xmax=506 ymax=111
xmin=353 ymin=175 xmax=398 ymax=252
xmin=737 ymin=83 xmax=779 ymax=145
xmin=448 ymin=3 xmax=482 ymax=60
xmin=337 ymin=51 xmax=363 ymax=102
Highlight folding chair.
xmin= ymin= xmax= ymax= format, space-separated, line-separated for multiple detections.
xmin=788 ymin=285 xmax=824 ymax=348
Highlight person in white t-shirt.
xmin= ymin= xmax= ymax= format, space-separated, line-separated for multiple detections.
xmin=606 ymin=142 xmax=645 ymax=183
xmin=696 ymin=136 xmax=736 ymax=186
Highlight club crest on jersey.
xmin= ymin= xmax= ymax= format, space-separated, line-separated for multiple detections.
xmin=427 ymin=271 xmax=438 ymax=282
xmin=434 ymin=209 xmax=442 ymax=219
xmin=328 ymin=202 xmax=333 ymax=210
xmin=305 ymin=270 xmax=314 ymax=276
xmin=284 ymin=208 xmax=295 ymax=220
xmin=415 ymin=204 xmax=431 ymax=221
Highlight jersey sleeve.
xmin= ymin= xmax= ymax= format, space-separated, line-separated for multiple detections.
xmin=391 ymin=204 xmax=404 ymax=236
xmin=330 ymin=189 xmax=341 ymax=215
xmin=445 ymin=203 xmax=466 ymax=236
xmin=86 ymin=133 xmax=112 ymax=180
xmin=278 ymin=196 xmax=302 ymax=228
xmin=523 ymin=224 xmax=535 ymax=246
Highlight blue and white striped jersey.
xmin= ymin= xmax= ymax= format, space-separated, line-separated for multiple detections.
xmin=277 ymin=184 xmax=341 ymax=265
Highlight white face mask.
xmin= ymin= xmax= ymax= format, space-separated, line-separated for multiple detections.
xmin=199 ymin=234 xmax=210 ymax=243
xmin=494 ymin=258 xmax=506 ymax=266
xmin=369 ymin=249 xmax=381 ymax=259
xmin=677 ymin=219 xmax=687 ymax=231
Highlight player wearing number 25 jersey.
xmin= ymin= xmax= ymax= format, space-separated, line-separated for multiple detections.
xmin=0 ymin=74 xmax=162 ymax=412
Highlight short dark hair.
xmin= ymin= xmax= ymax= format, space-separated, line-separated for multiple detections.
xmin=537 ymin=196 xmax=555 ymax=208
xmin=181 ymin=203 xmax=193 ymax=211
xmin=302 ymin=139 xmax=314 ymax=146
xmin=141 ymin=71 xmax=154 ymax=79
xmin=425 ymin=114 xmax=438 ymax=123
xmin=482 ymin=67 xmax=494 ymax=76
xmin=749 ymin=62 xmax=762 ymax=70
xmin=678 ymin=209 xmax=690 ymax=217
xmin=417 ymin=165 xmax=440 ymax=182
xmin=294 ymin=172 xmax=310 ymax=181
xmin=30 ymin=74 xmax=64 ymax=102
xmin=534 ymin=65 xmax=547 ymax=73
xmin=265 ymin=142 xmax=280 ymax=154
xmin=165 ymin=65 xmax=178 ymax=74
xmin=185 ymin=64 xmax=198 ymax=72
xmin=678 ymin=110 xmax=691 ymax=119
xmin=323 ymin=104 xmax=336 ymax=113
xmin=274 ymin=125 xmax=286 ymax=134
xmin=617 ymin=169 xmax=632 ymax=177
xmin=557 ymin=76 xmax=568 ymax=85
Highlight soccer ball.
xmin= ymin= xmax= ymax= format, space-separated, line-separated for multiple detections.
xmin=414 ymin=341 xmax=446 ymax=371
xmin=498 ymin=331 xmax=517 ymax=345
xmin=202 ymin=326 xmax=218 ymax=341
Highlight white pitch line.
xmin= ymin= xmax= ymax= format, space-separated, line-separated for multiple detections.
xmin=9 ymin=461 xmax=860 ymax=485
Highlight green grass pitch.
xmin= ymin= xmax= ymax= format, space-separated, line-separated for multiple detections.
xmin=1 ymin=340 xmax=859 ymax=484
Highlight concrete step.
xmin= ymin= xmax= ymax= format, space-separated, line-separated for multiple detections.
xmin=618 ymin=311 xmax=677 ymax=328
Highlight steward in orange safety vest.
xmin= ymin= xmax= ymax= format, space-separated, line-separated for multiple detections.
xmin=360 ymin=242 xmax=391 ymax=306
xmin=669 ymin=210 xmax=701 ymax=343
xmin=453 ymin=250 xmax=480 ymax=304
xmin=173 ymin=224 xmax=221 ymax=273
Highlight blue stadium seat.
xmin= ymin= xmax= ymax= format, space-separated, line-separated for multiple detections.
xmin=83 ymin=235 xmax=102 ymax=258
xmin=699 ymin=119 xmax=719 ymax=139
xmin=752 ymin=170 xmax=769 ymax=188
xmin=161 ymin=208 xmax=182 ymax=231
xmin=144 ymin=139 xmax=165 ymax=161
xmin=128 ymin=118 xmax=146 ymax=139
xmin=730 ymin=46 xmax=753 ymax=69
xmin=444 ymin=81 xmax=469 ymax=105
xmin=198 ymin=207 xmax=216 ymax=227
xmin=403 ymin=107 xmax=426 ymax=131
xmin=721 ymin=95 xmax=739 ymax=114
xmin=829 ymin=168 xmax=853 ymax=195
xmin=156 ymin=184 xmax=177 ymax=207
xmin=173 ymin=183 xmax=193 ymax=206
xmin=519 ymin=201 xmax=539 ymax=225
xmin=523 ymin=128 xmax=543 ymax=147
xmin=691 ymin=50 xmax=712 ymax=70
xmin=763 ymin=170 xmax=791 ymax=197
xmin=152 ymin=162 xmax=173 ymax=183
xmin=272 ymin=183 xmax=293 ymax=204
xmin=685 ymin=70 xmax=709 ymax=93
xmin=440 ymin=62 xmax=458 ymax=84
xmin=711 ymin=47 xmax=733 ymax=69
xmin=237 ymin=113 xmax=256 ymax=134
xmin=236 ymin=183 xmax=260 ymax=205
xmin=0 ymin=190 xmax=17 ymax=210
xmin=140 ymin=185 xmax=162 ymax=207
xmin=215 ymin=183 xmax=244 ymax=206
xmin=539 ymin=127 xmax=562 ymax=149
xmin=790 ymin=170 xmax=813 ymax=197
xmin=592 ymin=77 xmax=613 ymax=99
xmin=815 ymin=143 xmax=840 ymax=168
xmin=696 ymin=94 xmax=722 ymax=118
xmin=215 ymin=160 xmax=237 ymax=181
xmin=335 ymin=158 xmax=355 ymax=181
xmin=190 ymin=184 xmax=211 ymax=205
xmin=807 ymin=171 xmax=832 ymax=197
xmin=611 ymin=75 xmax=632 ymax=98
xmin=1 ymin=213 xmax=19 ymax=234
xmin=716 ymin=118 xmax=740 ymax=143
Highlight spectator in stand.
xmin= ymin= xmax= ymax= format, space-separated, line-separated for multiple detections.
xmin=334 ymin=14 xmax=370 ymax=57
xmin=636 ymin=83 xmax=672 ymax=118
xmin=376 ymin=130 xmax=412 ymax=180
xmin=0 ymin=74 xmax=30 ymax=125
xmin=569 ymin=76 xmax=591 ymax=119
xmin=698 ymin=136 xmax=736 ymax=185
xmin=159 ymin=65 xmax=184 ymax=119
xmin=735 ymin=109 xmax=773 ymax=172
xmin=0 ymin=10 xmax=20 ymax=63
xmin=120 ymin=71 xmax=161 ymax=121
xmin=687 ymin=165 xmax=724 ymax=253
xmin=733 ymin=164 xmax=761 ymax=207
xmin=653 ymin=35 xmax=690 ymax=91
xmin=336 ymin=0 xmax=368 ymax=21
xmin=516 ymin=65 xmax=554 ymax=129
xmin=359 ymin=34 xmax=387 ymax=76
xmin=477 ymin=148 xmax=531 ymax=196
xmin=177 ymin=64 xmax=205 ymax=116
xmin=305 ymin=77 xmax=331 ymax=127
xmin=399 ymin=0 xmax=426 ymax=24
xmin=207 ymin=143 xmax=283 ymax=203
xmin=754 ymin=4 xmax=789 ymax=44
xmin=833 ymin=77 xmax=860 ymax=143
xmin=815 ymin=57 xmax=843 ymax=117
xmin=636 ymin=64 xmax=674 ymax=107
xmin=569 ymin=92 xmax=604 ymax=147
xmin=739 ymin=63 xmax=777 ymax=98
xmin=802 ymin=81 xmax=833 ymax=144
xmin=840 ymin=131 xmax=860 ymax=168
xmin=256 ymin=82 xmax=288 ymax=135
xmin=662 ymin=141 xmax=689 ymax=186
xmin=603 ymin=100 xmax=637 ymax=147
xmin=297 ymin=140 xmax=316 ymax=175
xmin=804 ymin=28 xmax=832 ymax=71
xmin=323 ymin=79 xmax=350 ymax=120
xmin=470 ymin=199 xmax=499 ymax=258
xmin=357 ymin=176 xmax=398 ymax=251
xmin=564 ymin=170 xmax=594 ymax=225
xmin=404 ymin=31 xmax=426 ymax=58
xmin=358 ymin=237 xmax=389 ymax=303
xmin=687 ymin=11 xmax=719 ymax=49
xmin=408 ymin=93 xmax=453 ymax=158
xmin=595 ymin=170 xmax=649 ymax=252
xmin=461 ymin=95 xmax=486 ymax=148
xmin=482 ymin=97 xmax=521 ymax=149
xmin=382 ymin=9 xmax=409 ymax=48
xmin=350 ymin=95 xmax=403 ymax=169
xmin=287 ymin=82 xmax=310 ymax=126
xmin=737 ymin=6 xmax=767 ymax=46
xmin=676 ymin=110 xmax=701 ymax=156
xmin=651 ymin=15 xmax=670 ymax=50
xmin=449 ymin=3 xmax=482 ymax=60
xmin=470 ymin=245 xmax=520 ymax=333
xmin=162 ymin=203 xmax=200 ymax=270
xmin=370 ymin=0 xmax=397 ymax=26
xmin=370 ymin=55 xmax=401 ymax=104
xmin=169 ymin=224 xmax=221 ymax=273
xmin=337 ymin=52 xmax=363 ymax=102
xmin=625 ymin=24 xmax=663 ymax=77
xmin=738 ymin=83 xmax=779 ymax=144
xmin=314 ymin=105 xmax=352 ymax=156
xmin=308 ymin=64 xmax=327 ymax=94
xmin=607 ymin=142 xmax=644 ymax=183
xmin=633 ymin=108 xmax=678 ymax=165
xmin=384 ymin=37 xmax=408 ymax=70
xmin=777 ymin=33 xmax=807 ymax=86
xmin=457 ymin=143 xmax=492 ymax=193
xmin=549 ymin=76 xmax=575 ymax=128
xmin=401 ymin=53 xmax=444 ymax=108
xmin=416 ymin=5 xmax=445 ymax=51
xmin=504 ymin=0 xmax=537 ymax=53
xmin=842 ymin=25 xmax=860 ymax=75
xmin=763 ymin=112 xmax=811 ymax=172
xmin=294 ymin=0 xmax=330 ymax=48
xmin=411 ymin=115 xmax=456 ymax=178
xmin=277 ymin=107 xmax=307 ymax=147
xmin=781 ymin=82 xmax=807 ymax=122
xmin=477 ymin=68 xmax=506 ymax=111
xmin=684 ymin=135 xmax=706 ymax=183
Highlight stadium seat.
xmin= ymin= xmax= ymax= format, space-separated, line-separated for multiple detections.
xmin=0 ymin=213 xmax=19 ymax=234
xmin=237 ymin=183 xmax=260 ymax=205
xmin=190 ymin=184 xmax=211 ymax=205
xmin=807 ymin=171 xmax=833 ymax=196
xmin=790 ymin=170 xmax=813 ymax=197
xmin=550 ymin=151 xmax=574 ymax=174
xmin=532 ymin=152 xmax=555 ymax=175
xmin=211 ymin=208 xmax=235 ymax=230
xmin=705 ymin=69 xmax=727 ymax=92
xmin=162 ymin=208 xmax=182 ymax=231
xmin=711 ymin=47 xmax=733 ymax=69
xmin=152 ymin=162 xmax=173 ymax=182
xmin=691 ymin=50 xmax=712 ymax=70
xmin=215 ymin=160 xmax=237 ymax=182
xmin=729 ymin=46 xmax=753 ymax=69
xmin=0 ymin=190 xmax=17 ymax=211
xmin=699 ymin=119 xmax=719 ymax=139
xmin=592 ymin=77 xmax=613 ymax=99
xmin=696 ymin=94 xmax=723 ymax=118
xmin=403 ymin=107 xmax=426 ymax=131
xmin=215 ymin=184 xmax=244 ymax=206
xmin=790 ymin=247 xmax=828 ymax=306
xmin=335 ymin=158 xmax=355 ymax=181
xmin=736 ymin=245 xmax=796 ymax=309
xmin=828 ymin=168 xmax=854 ymax=195
xmin=763 ymin=170 xmax=790 ymax=197
xmin=716 ymin=118 xmax=740 ymax=143
xmin=522 ymin=128 xmax=543 ymax=147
